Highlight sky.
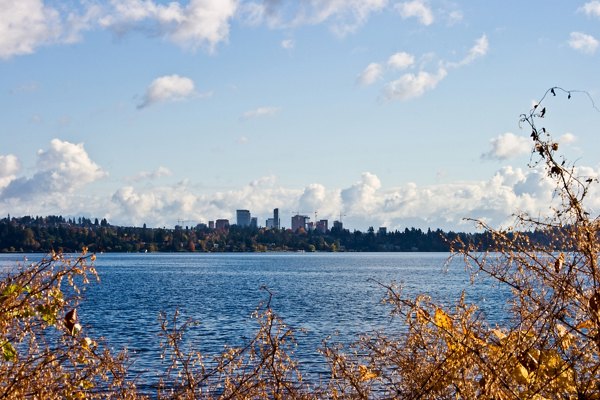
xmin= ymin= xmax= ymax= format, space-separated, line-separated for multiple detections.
xmin=1 ymin=0 xmax=600 ymax=232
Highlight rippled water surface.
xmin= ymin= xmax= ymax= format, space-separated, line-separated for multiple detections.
xmin=0 ymin=252 xmax=509 ymax=390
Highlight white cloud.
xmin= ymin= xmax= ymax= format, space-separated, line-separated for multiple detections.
xmin=4 ymin=161 xmax=599 ymax=232
xmin=138 ymin=75 xmax=196 ymax=109
xmin=559 ymin=132 xmax=576 ymax=144
xmin=0 ymin=139 xmax=106 ymax=201
xmin=110 ymin=176 xmax=301 ymax=227
xmin=580 ymin=1 xmax=600 ymax=18
xmin=239 ymin=0 xmax=388 ymax=36
xmin=241 ymin=106 xmax=281 ymax=120
xmin=383 ymin=68 xmax=447 ymax=101
xmin=281 ymin=39 xmax=294 ymax=49
xmin=446 ymin=34 xmax=488 ymax=68
xmin=395 ymin=0 xmax=434 ymax=26
xmin=0 ymin=0 xmax=62 ymax=59
xmin=299 ymin=184 xmax=327 ymax=211
xmin=0 ymin=0 xmax=101 ymax=59
xmin=482 ymin=132 xmax=531 ymax=161
xmin=387 ymin=52 xmax=415 ymax=70
xmin=363 ymin=36 xmax=486 ymax=101
xmin=101 ymin=0 xmax=237 ymax=52
xmin=357 ymin=63 xmax=383 ymax=86
xmin=462 ymin=34 xmax=488 ymax=64
xmin=168 ymin=0 xmax=237 ymax=51
xmin=569 ymin=32 xmax=599 ymax=54
xmin=128 ymin=166 xmax=172 ymax=182
xmin=0 ymin=155 xmax=20 ymax=189
xmin=341 ymin=172 xmax=382 ymax=214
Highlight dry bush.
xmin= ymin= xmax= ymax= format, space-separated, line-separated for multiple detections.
xmin=322 ymin=88 xmax=600 ymax=399
xmin=156 ymin=287 xmax=318 ymax=400
xmin=0 ymin=249 xmax=141 ymax=399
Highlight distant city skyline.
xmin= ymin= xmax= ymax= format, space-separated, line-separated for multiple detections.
xmin=1 ymin=1 xmax=600 ymax=232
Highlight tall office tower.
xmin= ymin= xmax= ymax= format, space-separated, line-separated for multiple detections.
xmin=273 ymin=208 xmax=280 ymax=229
xmin=236 ymin=209 xmax=251 ymax=227
xmin=291 ymin=214 xmax=309 ymax=232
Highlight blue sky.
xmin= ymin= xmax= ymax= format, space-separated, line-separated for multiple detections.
xmin=1 ymin=0 xmax=600 ymax=231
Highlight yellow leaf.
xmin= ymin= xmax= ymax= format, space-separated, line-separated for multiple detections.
xmin=511 ymin=363 xmax=529 ymax=385
xmin=556 ymin=324 xmax=574 ymax=350
xmin=434 ymin=308 xmax=453 ymax=331
xmin=576 ymin=319 xmax=594 ymax=330
xmin=492 ymin=328 xmax=506 ymax=341
xmin=359 ymin=365 xmax=378 ymax=381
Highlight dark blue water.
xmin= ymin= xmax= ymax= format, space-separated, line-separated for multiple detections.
xmin=0 ymin=252 xmax=509 ymax=389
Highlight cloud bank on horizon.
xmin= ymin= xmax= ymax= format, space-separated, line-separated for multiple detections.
xmin=0 ymin=137 xmax=598 ymax=232
xmin=1 ymin=1 xmax=600 ymax=231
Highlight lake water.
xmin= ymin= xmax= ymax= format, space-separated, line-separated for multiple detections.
xmin=0 ymin=252 xmax=509 ymax=391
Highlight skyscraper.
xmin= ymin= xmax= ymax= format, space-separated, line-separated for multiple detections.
xmin=236 ymin=209 xmax=251 ymax=227
xmin=291 ymin=214 xmax=309 ymax=232
xmin=273 ymin=208 xmax=280 ymax=230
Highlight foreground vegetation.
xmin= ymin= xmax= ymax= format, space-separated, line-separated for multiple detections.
xmin=1 ymin=88 xmax=599 ymax=398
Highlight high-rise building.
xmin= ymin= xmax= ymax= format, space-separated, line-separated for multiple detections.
xmin=273 ymin=208 xmax=280 ymax=229
xmin=208 ymin=221 xmax=215 ymax=229
xmin=215 ymin=219 xmax=229 ymax=230
xmin=236 ymin=209 xmax=251 ymax=227
xmin=316 ymin=219 xmax=328 ymax=233
xmin=291 ymin=214 xmax=309 ymax=232
xmin=333 ymin=220 xmax=343 ymax=231
xmin=250 ymin=217 xmax=258 ymax=229
xmin=266 ymin=218 xmax=275 ymax=229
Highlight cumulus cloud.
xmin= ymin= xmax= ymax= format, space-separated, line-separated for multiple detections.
xmin=341 ymin=172 xmax=382 ymax=214
xmin=569 ymin=32 xmax=599 ymax=54
xmin=0 ymin=139 xmax=105 ymax=201
xmin=0 ymin=0 xmax=62 ymax=59
xmin=4 ymin=160 xmax=598 ymax=232
xmin=241 ymin=106 xmax=281 ymax=120
xmin=297 ymin=183 xmax=342 ymax=217
xmin=138 ymin=75 xmax=196 ymax=109
xmin=110 ymin=175 xmax=301 ymax=227
xmin=101 ymin=0 xmax=237 ymax=52
xmin=580 ymin=1 xmax=600 ymax=17
xmin=239 ymin=0 xmax=387 ymax=36
xmin=0 ymin=0 xmax=100 ymax=59
xmin=362 ymin=36 xmax=487 ymax=101
xmin=395 ymin=0 xmax=434 ymax=26
xmin=357 ymin=63 xmax=383 ymax=86
xmin=0 ymin=155 xmax=20 ymax=189
xmin=482 ymin=132 xmax=531 ymax=161
xmin=373 ymin=167 xmax=560 ymax=231
xmin=387 ymin=52 xmax=415 ymax=70
xmin=383 ymin=68 xmax=447 ymax=101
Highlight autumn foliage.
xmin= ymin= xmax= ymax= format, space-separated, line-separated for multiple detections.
xmin=1 ymin=88 xmax=599 ymax=398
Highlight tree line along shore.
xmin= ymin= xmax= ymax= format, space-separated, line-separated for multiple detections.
xmin=0 ymin=215 xmax=555 ymax=253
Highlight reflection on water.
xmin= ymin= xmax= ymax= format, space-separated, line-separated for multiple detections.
xmin=0 ymin=252 xmax=510 ymax=389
